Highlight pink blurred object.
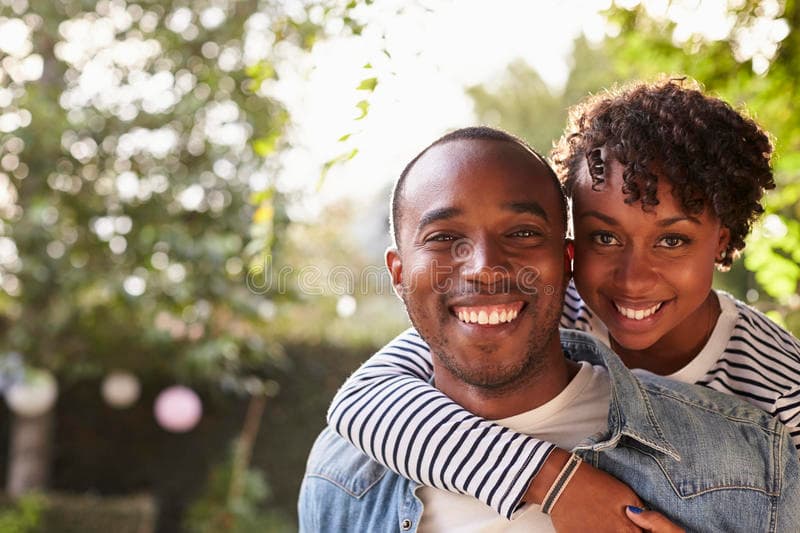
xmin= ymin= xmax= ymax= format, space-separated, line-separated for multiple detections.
xmin=154 ymin=385 xmax=202 ymax=433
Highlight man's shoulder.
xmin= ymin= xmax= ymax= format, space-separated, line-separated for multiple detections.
xmin=633 ymin=371 xmax=791 ymax=497
xmin=299 ymin=428 xmax=413 ymax=532
xmin=303 ymin=426 xmax=389 ymax=498
xmin=636 ymin=370 xmax=781 ymax=431
xmin=592 ymin=369 xmax=800 ymax=531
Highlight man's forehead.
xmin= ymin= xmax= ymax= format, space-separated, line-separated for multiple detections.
xmin=405 ymin=138 xmax=546 ymax=190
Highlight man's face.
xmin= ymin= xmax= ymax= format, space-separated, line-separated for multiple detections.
xmin=387 ymin=139 xmax=569 ymax=392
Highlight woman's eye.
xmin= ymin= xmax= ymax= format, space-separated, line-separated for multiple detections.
xmin=658 ymin=235 xmax=689 ymax=248
xmin=591 ymin=232 xmax=619 ymax=246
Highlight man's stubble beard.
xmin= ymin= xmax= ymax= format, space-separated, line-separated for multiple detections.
xmin=402 ymin=285 xmax=565 ymax=396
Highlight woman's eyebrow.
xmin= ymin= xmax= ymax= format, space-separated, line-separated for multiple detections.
xmin=578 ymin=210 xmax=617 ymax=225
xmin=579 ymin=210 xmax=701 ymax=226
xmin=656 ymin=215 xmax=701 ymax=226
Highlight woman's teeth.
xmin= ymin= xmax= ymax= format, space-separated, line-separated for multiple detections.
xmin=615 ymin=302 xmax=663 ymax=320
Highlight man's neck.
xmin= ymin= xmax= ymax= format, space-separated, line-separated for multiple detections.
xmin=434 ymin=348 xmax=581 ymax=420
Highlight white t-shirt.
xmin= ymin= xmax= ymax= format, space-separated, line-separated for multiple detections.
xmin=417 ymin=362 xmax=611 ymax=533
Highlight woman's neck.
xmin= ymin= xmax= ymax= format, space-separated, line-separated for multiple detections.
xmin=610 ymin=291 xmax=721 ymax=376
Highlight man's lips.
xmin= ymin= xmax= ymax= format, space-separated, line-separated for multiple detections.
xmin=451 ymin=301 xmax=525 ymax=325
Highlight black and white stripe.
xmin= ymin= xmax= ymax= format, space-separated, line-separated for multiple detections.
xmin=327 ymin=283 xmax=800 ymax=518
xmin=562 ymin=282 xmax=800 ymax=450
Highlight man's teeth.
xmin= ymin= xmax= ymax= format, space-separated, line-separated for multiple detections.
xmin=615 ymin=302 xmax=663 ymax=320
xmin=457 ymin=307 xmax=519 ymax=325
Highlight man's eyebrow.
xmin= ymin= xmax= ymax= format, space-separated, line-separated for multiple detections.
xmin=505 ymin=201 xmax=548 ymax=221
xmin=417 ymin=207 xmax=462 ymax=231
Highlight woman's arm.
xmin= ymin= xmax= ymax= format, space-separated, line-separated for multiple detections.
xmin=774 ymin=384 xmax=800 ymax=453
xmin=327 ymin=329 xmax=553 ymax=518
xmin=327 ymin=328 xmax=646 ymax=529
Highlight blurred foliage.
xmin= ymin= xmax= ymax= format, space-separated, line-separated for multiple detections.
xmin=469 ymin=0 xmax=800 ymax=333
xmin=0 ymin=492 xmax=43 ymax=533
xmin=184 ymin=447 xmax=291 ymax=533
xmin=469 ymin=36 xmax=619 ymax=154
xmin=602 ymin=0 xmax=800 ymax=330
xmin=0 ymin=0 xmax=373 ymax=387
xmin=261 ymin=200 xmax=407 ymax=349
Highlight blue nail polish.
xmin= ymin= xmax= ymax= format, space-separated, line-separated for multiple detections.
xmin=627 ymin=505 xmax=644 ymax=514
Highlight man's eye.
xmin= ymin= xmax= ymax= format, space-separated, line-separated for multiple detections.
xmin=510 ymin=229 xmax=542 ymax=238
xmin=426 ymin=234 xmax=457 ymax=242
xmin=591 ymin=232 xmax=619 ymax=245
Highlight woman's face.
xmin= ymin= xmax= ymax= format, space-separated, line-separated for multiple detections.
xmin=571 ymin=158 xmax=730 ymax=352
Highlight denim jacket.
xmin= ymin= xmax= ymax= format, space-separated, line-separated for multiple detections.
xmin=299 ymin=330 xmax=800 ymax=532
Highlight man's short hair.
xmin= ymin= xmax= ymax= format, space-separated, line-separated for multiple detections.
xmin=390 ymin=126 xmax=568 ymax=247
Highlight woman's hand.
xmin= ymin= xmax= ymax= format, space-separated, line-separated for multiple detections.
xmin=625 ymin=506 xmax=686 ymax=533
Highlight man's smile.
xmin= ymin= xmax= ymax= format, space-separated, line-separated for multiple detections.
xmin=451 ymin=301 xmax=525 ymax=325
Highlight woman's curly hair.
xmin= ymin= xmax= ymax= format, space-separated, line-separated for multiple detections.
xmin=551 ymin=77 xmax=775 ymax=269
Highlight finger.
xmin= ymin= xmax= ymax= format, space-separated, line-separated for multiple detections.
xmin=625 ymin=506 xmax=685 ymax=533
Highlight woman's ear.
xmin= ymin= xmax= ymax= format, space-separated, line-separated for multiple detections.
xmin=716 ymin=226 xmax=731 ymax=261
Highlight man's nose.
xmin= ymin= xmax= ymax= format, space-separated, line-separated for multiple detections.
xmin=458 ymin=238 xmax=512 ymax=286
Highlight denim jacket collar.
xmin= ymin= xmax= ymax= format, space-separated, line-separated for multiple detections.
xmin=559 ymin=329 xmax=681 ymax=461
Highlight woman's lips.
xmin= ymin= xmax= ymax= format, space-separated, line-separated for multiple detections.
xmin=614 ymin=301 xmax=664 ymax=321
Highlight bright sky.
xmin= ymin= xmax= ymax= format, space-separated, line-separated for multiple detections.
xmin=0 ymin=0 xmax=785 ymax=223
xmin=268 ymin=0 xmax=788 ymax=220
xmin=271 ymin=0 xmax=614 ymax=217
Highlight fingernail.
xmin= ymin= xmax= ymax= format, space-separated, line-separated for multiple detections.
xmin=627 ymin=505 xmax=644 ymax=514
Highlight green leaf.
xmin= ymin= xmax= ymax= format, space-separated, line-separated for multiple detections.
xmin=317 ymin=148 xmax=359 ymax=190
xmin=356 ymin=77 xmax=378 ymax=91
xmin=252 ymin=133 xmax=281 ymax=157
xmin=355 ymin=100 xmax=369 ymax=120
xmin=337 ymin=133 xmax=352 ymax=142
xmin=249 ymin=188 xmax=275 ymax=205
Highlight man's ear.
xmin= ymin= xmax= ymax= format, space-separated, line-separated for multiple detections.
xmin=386 ymin=246 xmax=404 ymax=298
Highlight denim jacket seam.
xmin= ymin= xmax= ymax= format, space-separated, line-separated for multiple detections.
xmin=563 ymin=335 xmax=680 ymax=458
xmin=631 ymin=383 xmax=681 ymax=456
xmin=304 ymin=470 xmax=388 ymax=499
xmin=772 ymin=421 xmax=783 ymax=498
xmin=602 ymin=440 xmax=783 ymax=499
xmin=645 ymin=388 xmax=783 ymax=438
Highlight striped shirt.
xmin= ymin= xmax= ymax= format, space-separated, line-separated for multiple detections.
xmin=327 ymin=282 xmax=800 ymax=519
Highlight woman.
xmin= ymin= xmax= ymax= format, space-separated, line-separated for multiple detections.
xmin=327 ymin=79 xmax=800 ymax=528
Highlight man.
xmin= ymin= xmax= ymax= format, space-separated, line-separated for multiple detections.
xmin=298 ymin=127 xmax=800 ymax=532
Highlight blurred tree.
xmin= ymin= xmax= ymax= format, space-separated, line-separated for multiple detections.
xmin=467 ymin=59 xmax=564 ymax=154
xmin=602 ymin=0 xmax=800 ymax=332
xmin=468 ymin=35 xmax=623 ymax=157
xmin=469 ymin=0 xmax=800 ymax=333
xmin=0 ymin=0 xmax=368 ymax=495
